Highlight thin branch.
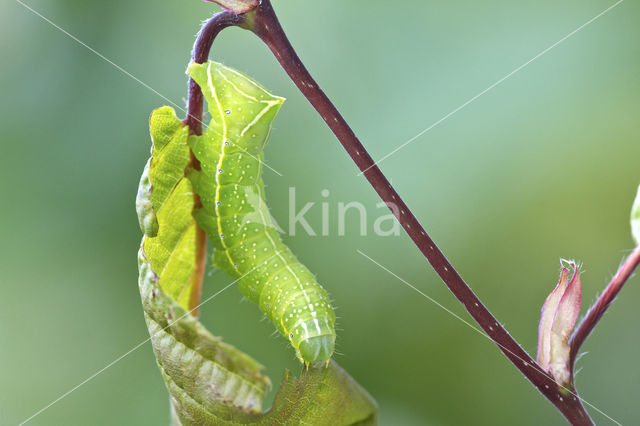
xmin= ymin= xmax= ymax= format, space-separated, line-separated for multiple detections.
xmin=188 ymin=227 xmax=208 ymax=317
xmin=242 ymin=1 xmax=592 ymax=424
xmin=570 ymin=245 xmax=640 ymax=368
xmin=185 ymin=11 xmax=246 ymax=134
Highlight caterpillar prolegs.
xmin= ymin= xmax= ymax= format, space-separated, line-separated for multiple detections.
xmin=186 ymin=61 xmax=336 ymax=365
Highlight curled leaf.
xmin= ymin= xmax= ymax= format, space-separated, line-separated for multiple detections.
xmin=139 ymin=249 xmax=271 ymax=421
xmin=536 ymin=262 xmax=582 ymax=387
xmin=140 ymin=107 xmax=197 ymax=308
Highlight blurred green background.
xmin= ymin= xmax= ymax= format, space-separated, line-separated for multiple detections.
xmin=1 ymin=0 xmax=638 ymax=424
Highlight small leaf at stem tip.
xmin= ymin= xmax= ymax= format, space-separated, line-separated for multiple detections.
xmin=203 ymin=0 xmax=258 ymax=14
xmin=631 ymin=184 xmax=640 ymax=246
xmin=536 ymin=261 xmax=582 ymax=387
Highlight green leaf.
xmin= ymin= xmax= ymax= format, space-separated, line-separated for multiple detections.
xmin=260 ymin=361 xmax=378 ymax=425
xmin=137 ymin=106 xmax=197 ymax=308
xmin=631 ymin=184 xmax=640 ymax=245
xmin=139 ymin=251 xmax=271 ymax=422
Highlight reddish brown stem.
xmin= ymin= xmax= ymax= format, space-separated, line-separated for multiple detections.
xmin=188 ymin=228 xmax=208 ymax=317
xmin=570 ymin=245 xmax=640 ymax=368
xmin=241 ymin=1 xmax=593 ymax=424
xmin=185 ymin=11 xmax=245 ymax=134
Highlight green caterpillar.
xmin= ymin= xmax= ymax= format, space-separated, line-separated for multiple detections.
xmin=187 ymin=61 xmax=336 ymax=365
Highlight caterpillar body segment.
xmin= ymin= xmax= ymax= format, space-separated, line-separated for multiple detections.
xmin=187 ymin=61 xmax=336 ymax=364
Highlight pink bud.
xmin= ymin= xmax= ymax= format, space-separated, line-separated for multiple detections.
xmin=537 ymin=261 xmax=582 ymax=387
